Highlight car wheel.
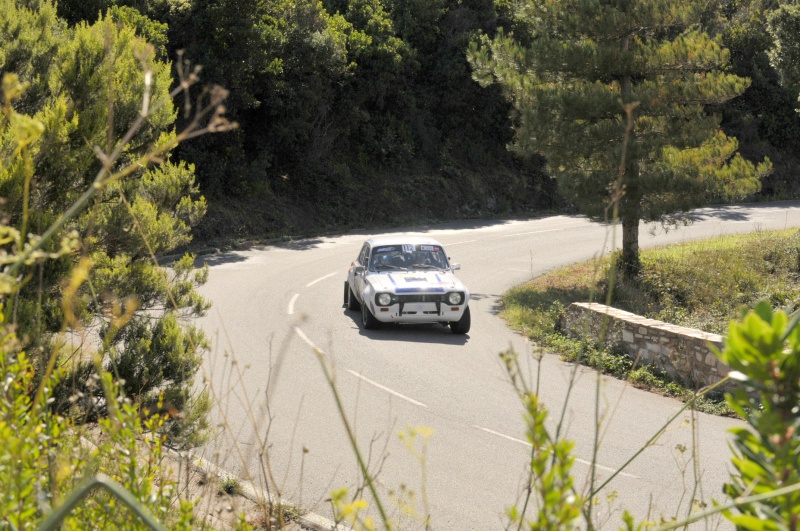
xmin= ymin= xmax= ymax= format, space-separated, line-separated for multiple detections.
xmin=345 ymin=282 xmax=361 ymax=311
xmin=450 ymin=306 xmax=471 ymax=334
xmin=361 ymin=301 xmax=380 ymax=330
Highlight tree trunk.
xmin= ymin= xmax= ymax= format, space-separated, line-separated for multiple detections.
xmin=618 ymin=39 xmax=641 ymax=279
xmin=621 ymin=215 xmax=640 ymax=278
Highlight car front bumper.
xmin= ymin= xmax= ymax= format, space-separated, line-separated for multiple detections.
xmin=368 ymin=300 xmax=467 ymax=324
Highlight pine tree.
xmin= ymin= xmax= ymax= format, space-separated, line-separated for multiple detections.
xmin=468 ymin=0 xmax=771 ymax=276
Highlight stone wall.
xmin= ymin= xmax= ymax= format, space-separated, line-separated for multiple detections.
xmin=559 ymin=302 xmax=730 ymax=389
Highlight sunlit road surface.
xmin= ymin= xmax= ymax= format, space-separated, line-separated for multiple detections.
xmin=195 ymin=201 xmax=800 ymax=529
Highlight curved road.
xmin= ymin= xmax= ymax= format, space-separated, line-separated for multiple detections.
xmin=196 ymin=202 xmax=800 ymax=529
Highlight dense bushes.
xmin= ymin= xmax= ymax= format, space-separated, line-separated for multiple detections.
xmin=0 ymin=0 xmax=235 ymax=448
xmin=45 ymin=0 xmax=800 ymax=241
xmin=0 ymin=1 xmax=232 ymax=524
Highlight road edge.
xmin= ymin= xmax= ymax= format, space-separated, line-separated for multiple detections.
xmin=169 ymin=448 xmax=348 ymax=530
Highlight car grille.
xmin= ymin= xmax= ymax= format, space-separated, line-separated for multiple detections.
xmin=397 ymin=294 xmax=446 ymax=303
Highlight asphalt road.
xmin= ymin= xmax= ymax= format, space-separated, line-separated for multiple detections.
xmin=195 ymin=201 xmax=800 ymax=529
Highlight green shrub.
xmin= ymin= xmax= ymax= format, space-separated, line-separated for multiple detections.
xmin=0 ymin=308 xmax=195 ymax=529
xmin=718 ymin=302 xmax=800 ymax=525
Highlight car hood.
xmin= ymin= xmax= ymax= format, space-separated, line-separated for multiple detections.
xmin=366 ymin=270 xmax=467 ymax=294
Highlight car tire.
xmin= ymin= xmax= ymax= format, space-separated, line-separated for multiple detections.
xmin=361 ymin=302 xmax=380 ymax=330
xmin=345 ymin=282 xmax=361 ymax=311
xmin=450 ymin=306 xmax=471 ymax=334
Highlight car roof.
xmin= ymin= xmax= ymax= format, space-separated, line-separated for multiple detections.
xmin=365 ymin=235 xmax=444 ymax=248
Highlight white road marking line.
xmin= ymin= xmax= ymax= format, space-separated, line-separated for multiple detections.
xmin=292 ymin=329 xmax=427 ymax=409
xmin=581 ymin=461 xmax=638 ymax=478
xmin=294 ymin=326 xmax=428 ymax=408
xmin=288 ymin=293 xmax=299 ymax=315
xmin=445 ymin=239 xmax=478 ymax=246
xmin=294 ymin=327 xmax=319 ymax=350
xmin=306 ymin=272 xmax=338 ymax=288
xmin=348 ymin=370 xmax=428 ymax=408
xmin=290 ymin=272 xmax=337 ymax=316
xmin=474 ymin=425 xmax=529 ymax=445
xmin=472 ymin=425 xmax=638 ymax=479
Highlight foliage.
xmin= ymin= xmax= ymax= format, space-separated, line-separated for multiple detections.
xmin=107 ymin=4 xmax=169 ymax=61
xmin=717 ymin=302 xmax=800 ymax=527
xmin=500 ymin=230 xmax=800 ymax=415
xmin=38 ymin=0 xmax=800 ymax=243
xmin=219 ymin=475 xmax=241 ymax=496
xmin=0 ymin=0 xmax=236 ymax=525
xmin=0 ymin=307 xmax=196 ymax=528
xmin=767 ymin=2 xmax=800 ymax=110
xmin=0 ymin=0 xmax=65 ymax=113
xmin=164 ymin=0 xmax=354 ymax=199
xmin=499 ymin=234 xmax=800 ymax=528
xmin=714 ymin=0 xmax=800 ymax=199
xmin=7 ymin=0 xmax=800 ymax=528
xmin=502 ymin=350 xmax=585 ymax=529
xmin=330 ymin=488 xmax=375 ymax=531
xmin=468 ymin=0 xmax=770 ymax=276
xmin=505 ymin=229 xmax=800 ymax=336
xmin=0 ymin=1 xmax=224 ymax=445
xmin=53 ymin=0 xmax=547 ymax=241
xmin=0 ymin=317 xmax=57 ymax=527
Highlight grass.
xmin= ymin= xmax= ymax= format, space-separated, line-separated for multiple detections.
xmin=219 ymin=476 xmax=242 ymax=496
xmin=500 ymin=228 xmax=800 ymax=416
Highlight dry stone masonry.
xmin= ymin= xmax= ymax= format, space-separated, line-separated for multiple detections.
xmin=560 ymin=302 xmax=730 ymax=389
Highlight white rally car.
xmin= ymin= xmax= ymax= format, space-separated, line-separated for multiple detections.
xmin=344 ymin=236 xmax=471 ymax=334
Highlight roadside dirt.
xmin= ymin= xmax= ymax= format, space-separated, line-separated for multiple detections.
xmin=163 ymin=449 xmax=321 ymax=530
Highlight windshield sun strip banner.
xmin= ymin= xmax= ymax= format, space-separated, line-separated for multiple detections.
xmin=395 ymin=287 xmax=445 ymax=293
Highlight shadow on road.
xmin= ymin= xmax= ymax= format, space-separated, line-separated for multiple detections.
xmin=683 ymin=201 xmax=800 ymax=223
xmin=194 ymin=253 xmax=248 ymax=267
xmin=252 ymin=238 xmax=326 ymax=251
xmin=342 ymin=309 xmax=470 ymax=345
xmin=222 ymin=214 xmax=582 ymax=253
xmin=684 ymin=208 xmax=751 ymax=222
xmin=467 ymin=293 xmax=504 ymax=315
xmin=188 ymin=201 xmax=800 ymax=261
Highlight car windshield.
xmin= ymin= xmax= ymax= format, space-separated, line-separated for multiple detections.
xmin=369 ymin=244 xmax=449 ymax=272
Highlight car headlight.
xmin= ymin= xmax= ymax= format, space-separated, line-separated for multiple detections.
xmin=376 ymin=293 xmax=393 ymax=306
xmin=447 ymin=292 xmax=464 ymax=305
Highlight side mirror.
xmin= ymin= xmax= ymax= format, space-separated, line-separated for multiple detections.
xmin=355 ymin=265 xmax=366 ymax=274
xmin=451 ymin=263 xmax=461 ymax=271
